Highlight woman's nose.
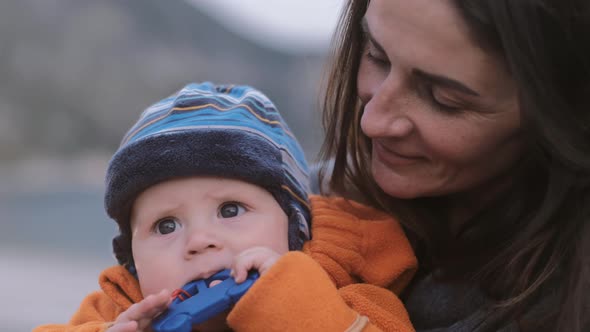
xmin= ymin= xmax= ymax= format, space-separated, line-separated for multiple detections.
xmin=361 ymin=100 xmax=414 ymax=138
xmin=360 ymin=75 xmax=415 ymax=138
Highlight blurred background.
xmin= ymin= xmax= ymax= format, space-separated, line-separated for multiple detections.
xmin=0 ymin=0 xmax=342 ymax=330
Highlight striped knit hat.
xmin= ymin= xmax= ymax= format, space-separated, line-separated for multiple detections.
xmin=105 ymin=82 xmax=311 ymax=269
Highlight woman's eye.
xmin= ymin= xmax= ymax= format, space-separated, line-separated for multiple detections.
xmin=365 ymin=50 xmax=390 ymax=68
xmin=218 ymin=202 xmax=246 ymax=218
xmin=420 ymin=84 xmax=463 ymax=114
xmin=154 ymin=218 xmax=180 ymax=235
xmin=363 ymin=40 xmax=390 ymax=68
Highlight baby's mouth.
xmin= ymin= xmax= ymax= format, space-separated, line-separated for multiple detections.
xmin=208 ymin=279 xmax=223 ymax=287
xmin=184 ymin=257 xmax=233 ymax=286
xmin=183 ymin=265 xmax=231 ymax=290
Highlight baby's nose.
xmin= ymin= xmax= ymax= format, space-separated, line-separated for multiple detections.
xmin=184 ymin=229 xmax=222 ymax=257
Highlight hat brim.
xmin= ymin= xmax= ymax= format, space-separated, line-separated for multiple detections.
xmin=104 ymin=129 xmax=284 ymax=224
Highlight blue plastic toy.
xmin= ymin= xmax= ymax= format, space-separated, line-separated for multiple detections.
xmin=152 ymin=269 xmax=259 ymax=332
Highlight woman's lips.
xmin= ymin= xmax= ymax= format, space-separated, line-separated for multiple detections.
xmin=373 ymin=141 xmax=424 ymax=167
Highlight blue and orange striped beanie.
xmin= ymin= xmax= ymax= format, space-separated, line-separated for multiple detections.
xmin=105 ymin=82 xmax=311 ymax=268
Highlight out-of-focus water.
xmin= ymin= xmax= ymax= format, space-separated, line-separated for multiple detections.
xmin=0 ymin=188 xmax=118 ymax=331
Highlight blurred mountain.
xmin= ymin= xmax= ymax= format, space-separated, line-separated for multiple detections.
xmin=0 ymin=0 xmax=327 ymax=162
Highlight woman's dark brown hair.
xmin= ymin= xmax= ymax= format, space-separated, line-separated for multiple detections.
xmin=319 ymin=0 xmax=590 ymax=331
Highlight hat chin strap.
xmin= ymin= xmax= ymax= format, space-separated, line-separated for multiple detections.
xmin=287 ymin=207 xmax=310 ymax=251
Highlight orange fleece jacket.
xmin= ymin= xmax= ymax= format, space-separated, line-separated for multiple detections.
xmin=34 ymin=196 xmax=417 ymax=332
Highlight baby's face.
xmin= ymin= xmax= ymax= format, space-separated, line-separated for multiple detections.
xmin=130 ymin=176 xmax=289 ymax=298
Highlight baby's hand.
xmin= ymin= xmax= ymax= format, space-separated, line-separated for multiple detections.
xmin=231 ymin=247 xmax=282 ymax=283
xmin=106 ymin=289 xmax=171 ymax=332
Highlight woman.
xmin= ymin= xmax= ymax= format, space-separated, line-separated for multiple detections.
xmin=319 ymin=0 xmax=589 ymax=331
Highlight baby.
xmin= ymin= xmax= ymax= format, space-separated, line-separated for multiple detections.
xmin=35 ymin=82 xmax=417 ymax=332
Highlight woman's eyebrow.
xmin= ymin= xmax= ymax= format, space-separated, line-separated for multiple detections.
xmin=361 ymin=17 xmax=480 ymax=97
xmin=361 ymin=17 xmax=386 ymax=54
xmin=413 ymin=69 xmax=480 ymax=96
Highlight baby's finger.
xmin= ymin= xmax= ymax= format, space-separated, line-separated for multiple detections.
xmin=139 ymin=289 xmax=172 ymax=318
xmin=118 ymin=289 xmax=171 ymax=322
xmin=232 ymin=247 xmax=277 ymax=283
xmin=231 ymin=259 xmax=252 ymax=284
xmin=106 ymin=320 xmax=138 ymax=332
xmin=231 ymin=250 xmax=260 ymax=283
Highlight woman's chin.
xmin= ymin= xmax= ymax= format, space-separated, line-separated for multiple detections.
xmin=372 ymin=167 xmax=424 ymax=199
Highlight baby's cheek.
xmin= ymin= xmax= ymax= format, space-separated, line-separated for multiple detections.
xmin=137 ymin=268 xmax=177 ymax=298
xmin=137 ymin=272 xmax=156 ymax=297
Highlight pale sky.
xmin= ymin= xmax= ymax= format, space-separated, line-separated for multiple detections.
xmin=185 ymin=0 xmax=345 ymax=54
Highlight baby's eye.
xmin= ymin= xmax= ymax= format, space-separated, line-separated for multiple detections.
xmin=154 ymin=218 xmax=181 ymax=235
xmin=218 ymin=202 xmax=246 ymax=218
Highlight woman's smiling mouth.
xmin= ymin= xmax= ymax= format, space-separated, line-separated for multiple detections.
xmin=373 ymin=140 xmax=424 ymax=167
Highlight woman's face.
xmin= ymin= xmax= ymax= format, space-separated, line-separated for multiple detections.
xmin=357 ymin=0 xmax=524 ymax=200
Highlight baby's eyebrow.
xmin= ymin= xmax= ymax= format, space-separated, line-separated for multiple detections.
xmin=131 ymin=204 xmax=180 ymax=224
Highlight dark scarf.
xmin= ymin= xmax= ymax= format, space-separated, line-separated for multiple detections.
xmin=402 ymin=270 xmax=558 ymax=332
